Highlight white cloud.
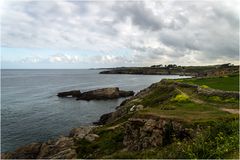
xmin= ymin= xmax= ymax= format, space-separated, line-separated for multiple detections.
xmin=21 ymin=56 xmax=42 ymax=63
xmin=48 ymin=54 xmax=82 ymax=63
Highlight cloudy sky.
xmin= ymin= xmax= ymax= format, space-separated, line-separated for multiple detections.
xmin=1 ymin=0 xmax=239 ymax=69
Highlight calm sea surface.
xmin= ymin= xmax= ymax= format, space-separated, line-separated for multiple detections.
xmin=1 ymin=69 xmax=189 ymax=152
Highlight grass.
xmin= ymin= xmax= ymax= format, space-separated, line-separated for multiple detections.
xmin=140 ymin=101 xmax=237 ymax=122
xmin=138 ymin=81 xmax=239 ymax=122
xmin=180 ymin=74 xmax=239 ymax=91
xmin=76 ymin=127 xmax=124 ymax=158
xmin=141 ymin=84 xmax=177 ymax=107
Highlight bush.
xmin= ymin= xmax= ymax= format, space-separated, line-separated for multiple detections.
xmin=224 ymin=98 xmax=238 ymax=103
xmin=76 ymin=128 xmax=124 ymax=158
xmin=171 ymin=94 xmax=189 ymax=102
xmin=201 ymin=85 xmax=209 ymax=88
xmin=208 ymin=96 xmax=239 ymax=103
xmin=209 ymin=96 xmax=222 ymax=102
xmin=181 ymin=120 xmax=239 ymax=159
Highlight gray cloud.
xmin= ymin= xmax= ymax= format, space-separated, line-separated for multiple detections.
xmin=1 ymin=0 xmax=239 ymax=67
xmin=113 ymin=2 xmax=163 ymax=31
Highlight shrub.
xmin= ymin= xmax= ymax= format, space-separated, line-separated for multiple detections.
xmin=201 ymin=85 xmax=209 ymax=89
xmin=171 ymin=94 xmax=189 ymax=102
xmin=209 ymin=96 xmax=222 ymax=102
xmin=208 ymin=96 xmax=239 ymax=103
xmin=224 ymin=98 xmax=238 ymax=103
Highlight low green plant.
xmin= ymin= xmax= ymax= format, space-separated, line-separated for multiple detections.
xmin=207 ymin=96 xmax=239 ymax=104
xmin=209 ymin=96 xmax=222 ymax=102
xmin=141 ymin=85 xmax=177 ymax=107
xmin=224 ymin=98 xmax=239 ymax=103
xmin=171 ymin=94 xmax=189 ymax=102
xmin=201 ymin=85 xmax=209 ymax=88
xmin=76 ymin=127 xmax=124 ymax=158
xmin=181 ymin=120 xmax=239 ymax=159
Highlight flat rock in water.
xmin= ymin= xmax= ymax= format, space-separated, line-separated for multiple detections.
xmin=58 ymin=87 xmax=134 ymax=100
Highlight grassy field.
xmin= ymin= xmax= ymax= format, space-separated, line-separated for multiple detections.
xmin=179 ymin=74 xmax=239 ymax=91
xmin=138 ymin=81 xmax=238 ymax=122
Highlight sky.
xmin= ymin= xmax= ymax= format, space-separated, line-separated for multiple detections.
xmin=0 ymin=0 xmax=239 ymax=69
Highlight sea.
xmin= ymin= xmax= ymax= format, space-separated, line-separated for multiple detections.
xmin=1 ymin=69 xmax=189 ymax=152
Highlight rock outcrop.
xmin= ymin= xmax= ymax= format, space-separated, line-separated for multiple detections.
xmin=1 ymin=126 xmax=98 ymax=159
xmin=58 ymin=87 xmax=134 ymax=101
xmin=123 ymin=118 xmax=192 ymax=151
xmin=93 ymin=112 xmax=113 ymax=125
xmin=1 ymin=137 xmax=77 ymax=159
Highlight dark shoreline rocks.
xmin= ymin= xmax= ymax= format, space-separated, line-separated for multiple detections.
xmin=57 ymin=90 xmax=81 ymax=97
xmin=1 ymin=126 xmax=98 ymax=159
xmin=57 ymin=87 xmax=134 ymax=101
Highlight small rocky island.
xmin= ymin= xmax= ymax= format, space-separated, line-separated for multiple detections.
xmin=57 ymin=87 xmax=134 ymax=100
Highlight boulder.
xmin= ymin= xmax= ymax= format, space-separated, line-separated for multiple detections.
xmin=69 ymin=126 xmax=95 ymax=139
xmin=57 ymin=90 xmax=81 ymax=97
xmin=93 ymin=112 xmax=113 ymax=125
xmin=37 ymin=136 xmax=76 ymax=159
xmin=85 ymin=134 xmax=99 ymax=142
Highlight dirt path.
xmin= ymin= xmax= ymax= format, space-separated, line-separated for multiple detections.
xmin=221 ymin=108 xmax=239 ymax=114
xmin=106 ymin=122 xmax=126 ymax=130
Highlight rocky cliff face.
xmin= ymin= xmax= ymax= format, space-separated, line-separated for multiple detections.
xmin=123 ymin=118 xmax=193 ymax=151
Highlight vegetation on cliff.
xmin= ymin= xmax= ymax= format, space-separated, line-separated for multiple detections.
xmin=74 ymin=74 xmax=239 ymax=159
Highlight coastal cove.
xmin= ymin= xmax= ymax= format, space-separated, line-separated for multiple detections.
xmin=1 ymin=69 xmax=189 ymax=152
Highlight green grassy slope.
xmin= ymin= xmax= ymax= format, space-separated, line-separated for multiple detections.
xmin=179 ymin=74 xmax=239 ymax=91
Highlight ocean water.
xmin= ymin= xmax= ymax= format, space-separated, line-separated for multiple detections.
xmin=1 ymin=69 xmax=188 ymax=152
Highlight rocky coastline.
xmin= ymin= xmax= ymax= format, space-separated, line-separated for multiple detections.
xmin=1 ymin=76 xmax=239 ymax=159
